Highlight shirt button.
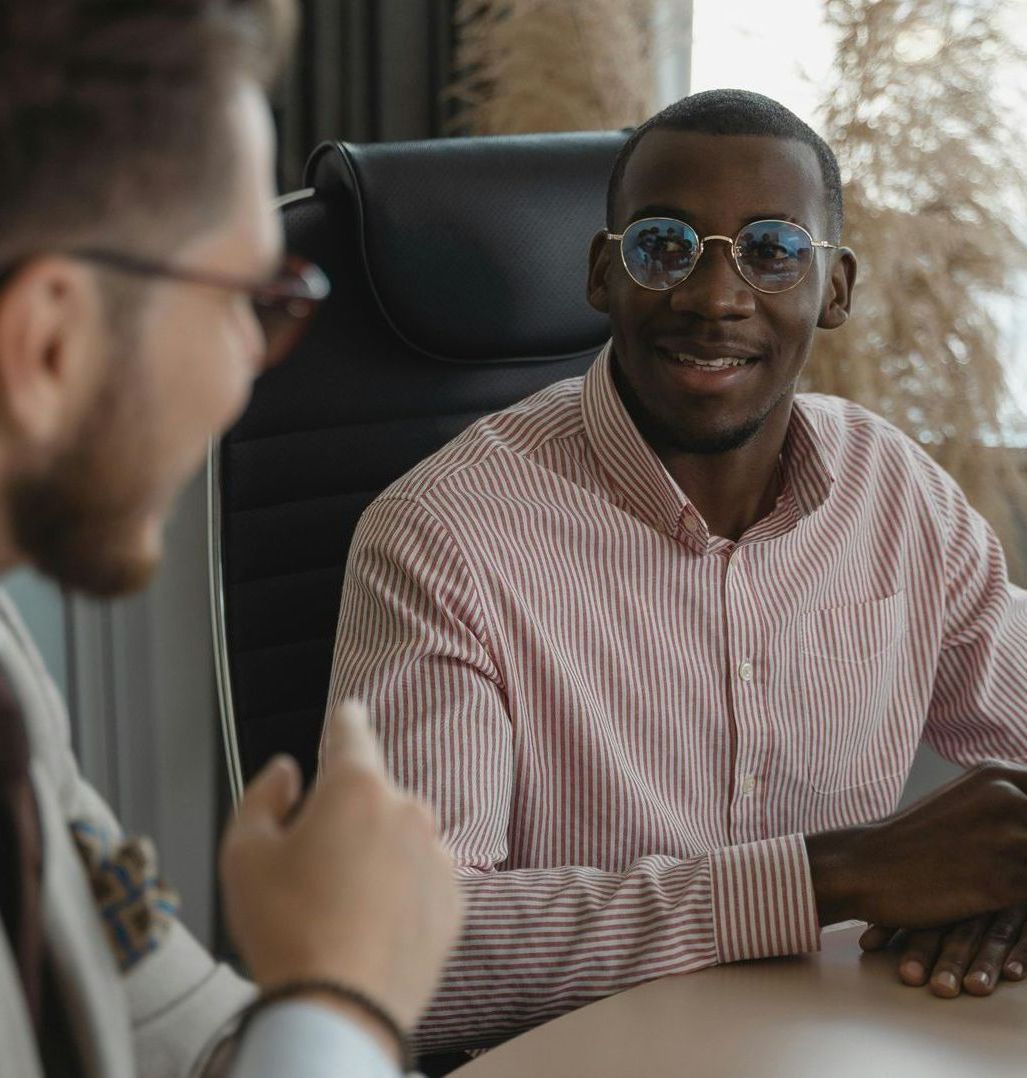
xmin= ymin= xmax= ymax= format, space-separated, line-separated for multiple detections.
xmin=682 ymin=514 xmax=700 ymax=533
xmin=741 ymin=775 xmax=757 ymax=795
xmin=738 ymin=659 xmax=753 ymax=682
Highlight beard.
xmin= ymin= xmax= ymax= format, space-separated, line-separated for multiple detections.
xmin=9 ymin=468 xmax=158 ymax=598
xmin=656 ymin=411 xmax=766 ymax=455
xmin=8 ymin=346 xmax=160 ymax=598
xmin=611 ymin=353 xmax=794 ymax=457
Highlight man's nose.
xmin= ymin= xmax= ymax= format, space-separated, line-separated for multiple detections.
xmin=669 ymin=237 xmax=756 ymax=320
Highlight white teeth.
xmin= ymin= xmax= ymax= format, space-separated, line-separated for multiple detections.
xmin=671 ymin=353 xmax=751 ymax=369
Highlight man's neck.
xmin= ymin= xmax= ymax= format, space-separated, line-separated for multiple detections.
xmin=657 ymin=414 xmax=791 ymax=543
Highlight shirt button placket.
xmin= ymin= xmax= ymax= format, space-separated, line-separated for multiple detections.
xmin=736 ymin=660 xmax=757 ymax=808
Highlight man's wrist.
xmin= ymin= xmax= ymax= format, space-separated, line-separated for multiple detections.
xmin=241 ymin=979 xmax=411 ymax=1071
xmin=805 ymin=825 xmax=869 ymax=926
xmin=291 ymin=991 xmax=403 ymax=1068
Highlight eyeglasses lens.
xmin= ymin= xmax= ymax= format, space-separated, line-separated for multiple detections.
xmin=253 ymin=297 xmax=310 ymax=365
xmin=622 ymin=219 xmax=699 ymax=290
xmin=252 ymin=258 xmax=329 ymax=365
xmin=734 ymin=221 xmax=813 ymax=292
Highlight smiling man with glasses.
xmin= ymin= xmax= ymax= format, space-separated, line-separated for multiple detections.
xmin=330 ymin=88 xmax=1027 ymax=1053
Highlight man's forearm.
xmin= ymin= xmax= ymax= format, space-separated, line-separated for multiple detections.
xmin=417 ymin=858 xmax=717 ymax=1054
xmin=416 ymin=834 xmax=819 ymax=1054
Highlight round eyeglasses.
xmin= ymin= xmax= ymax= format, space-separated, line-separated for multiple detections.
xmin=607 ymin=217 xmax=839 ymax=295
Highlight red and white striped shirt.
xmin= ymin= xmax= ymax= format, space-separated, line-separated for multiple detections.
xmin=328 ymin=342 xmax=1027 ymax=1053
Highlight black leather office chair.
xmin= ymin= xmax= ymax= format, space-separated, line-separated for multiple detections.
xmin=209 ymin=130 xmax=629 ymax=800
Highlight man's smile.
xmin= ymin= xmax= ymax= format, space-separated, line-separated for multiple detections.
xmin=653 ymin=340 xmax=763 ymax=394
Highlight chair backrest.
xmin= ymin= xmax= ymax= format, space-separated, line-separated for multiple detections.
xmin=210 ymin=130 xmax=628 ymax=798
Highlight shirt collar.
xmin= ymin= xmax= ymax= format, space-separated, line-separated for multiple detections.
xmin=780 ymin=396 xmax=835 ymax=517
xmin=581 ymin=341 xmax=835 ymax=546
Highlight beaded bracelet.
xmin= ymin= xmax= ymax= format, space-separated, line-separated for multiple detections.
xmin=237 ymin=979 xmax=414 ymax=1074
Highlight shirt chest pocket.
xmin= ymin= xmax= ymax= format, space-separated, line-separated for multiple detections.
xmin=796 ymin=590 xmax=911 ymax=795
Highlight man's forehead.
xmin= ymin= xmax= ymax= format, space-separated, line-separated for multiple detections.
xmin=186 ymin=80 xmax=282 ymax=276
xmin=616 ymin=129 xmax=827 ymax=229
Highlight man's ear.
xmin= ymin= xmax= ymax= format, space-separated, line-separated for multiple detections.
xmin=587 ymin=230 xmax=612 ymax=314
xmin=0 ymin=257 xmax=102 ymax=446
xmin=817 ymin=247 xmax=857 ymax=330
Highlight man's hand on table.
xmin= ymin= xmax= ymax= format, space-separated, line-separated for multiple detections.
xmin=806 ymin=762 xmax=1027 ymax=997
xmin=859 ymin=907 xmax=1027 ymax=997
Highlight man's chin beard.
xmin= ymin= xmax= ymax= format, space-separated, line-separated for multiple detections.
xmin=27 ymin=525 xmax=158 ymax=597
xmin=612 ymin=360 xmax=768 ymax=456
xmin=661 ymin=416 xmax=765 ymax=456
xmin=10 ymin=480 xmax=160 ymax=598
xmin=611 ymin=351 xmax=794 ymax=458
xmin=41 ymin=544 xmax=158 ymax=598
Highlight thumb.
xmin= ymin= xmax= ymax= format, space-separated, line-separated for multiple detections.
xmin=859 ymin=924 xmax=896 ymax=952
xmin=321 ymin=699 xmax=384 ymax=779
xmin=236 ymin=754 xmax=303 ymax=831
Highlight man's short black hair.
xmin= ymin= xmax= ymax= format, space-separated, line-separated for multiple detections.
xmin=607 ymin=88 xmax=844 ymax=241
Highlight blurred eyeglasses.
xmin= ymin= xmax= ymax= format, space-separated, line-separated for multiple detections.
xmin=0 ymin=250 xmax=330 ymax=366
xmin=79 ymin=250 xmax=330 ymax=365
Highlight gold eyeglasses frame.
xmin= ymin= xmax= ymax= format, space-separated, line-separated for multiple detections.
xmin=606 ymin=217 xmax=839 ymax=295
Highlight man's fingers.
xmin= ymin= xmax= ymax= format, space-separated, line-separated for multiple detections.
xmin=967 ymin=760 xmax=1027 ymax=800
xmin=859 ymin=924 xmax=896 ymax=952
xmin=925 ymin=917 xmax=989 ymax=998
xmin=1003 ymin=920 xmax=1027 ymax=981
xmin=234 ymin=754 xmax=302 ymax=831
xmin=868 ymin=910 xmax=1027 ymax=998
xmin=963 ymin=907 xmax=1027 ymax=994
xmin=897 ymin=927 xmax=946 ymax=987
xmin=321 ymin=699 xmax=384 ymax=778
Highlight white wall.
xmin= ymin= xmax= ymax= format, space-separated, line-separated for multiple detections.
xmin=4 ymin=569 xmax=67 ymax=695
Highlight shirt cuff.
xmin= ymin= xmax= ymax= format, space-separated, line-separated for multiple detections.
xmin=709 ymin=833 xmax=821 ymax=963
xmin=229 ymin=1000 xmax=402 ymax=1078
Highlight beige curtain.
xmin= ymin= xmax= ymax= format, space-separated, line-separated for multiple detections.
xmin=449 ymin=0 xmax=692 ymax=133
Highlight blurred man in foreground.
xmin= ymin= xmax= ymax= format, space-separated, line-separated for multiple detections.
xmin=0 ymin=1 xmax=459 ymax=1074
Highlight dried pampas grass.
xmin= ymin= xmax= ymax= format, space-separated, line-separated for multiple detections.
xmin=807 ymin=0 xmax=1027 ymax=580
xmin=449 ymin=0 xmax=686 ymax=133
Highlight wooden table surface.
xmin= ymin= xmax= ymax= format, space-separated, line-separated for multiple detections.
xmin=453 ymin=924 xmax=1026 ymax=1077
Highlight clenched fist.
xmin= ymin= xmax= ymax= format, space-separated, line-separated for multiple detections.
xmin=219 ymin=700 xmax=462 ymax=1044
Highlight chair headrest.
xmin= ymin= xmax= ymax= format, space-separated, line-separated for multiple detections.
xmin=305 ymin=131 xmax=628 ymax=365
